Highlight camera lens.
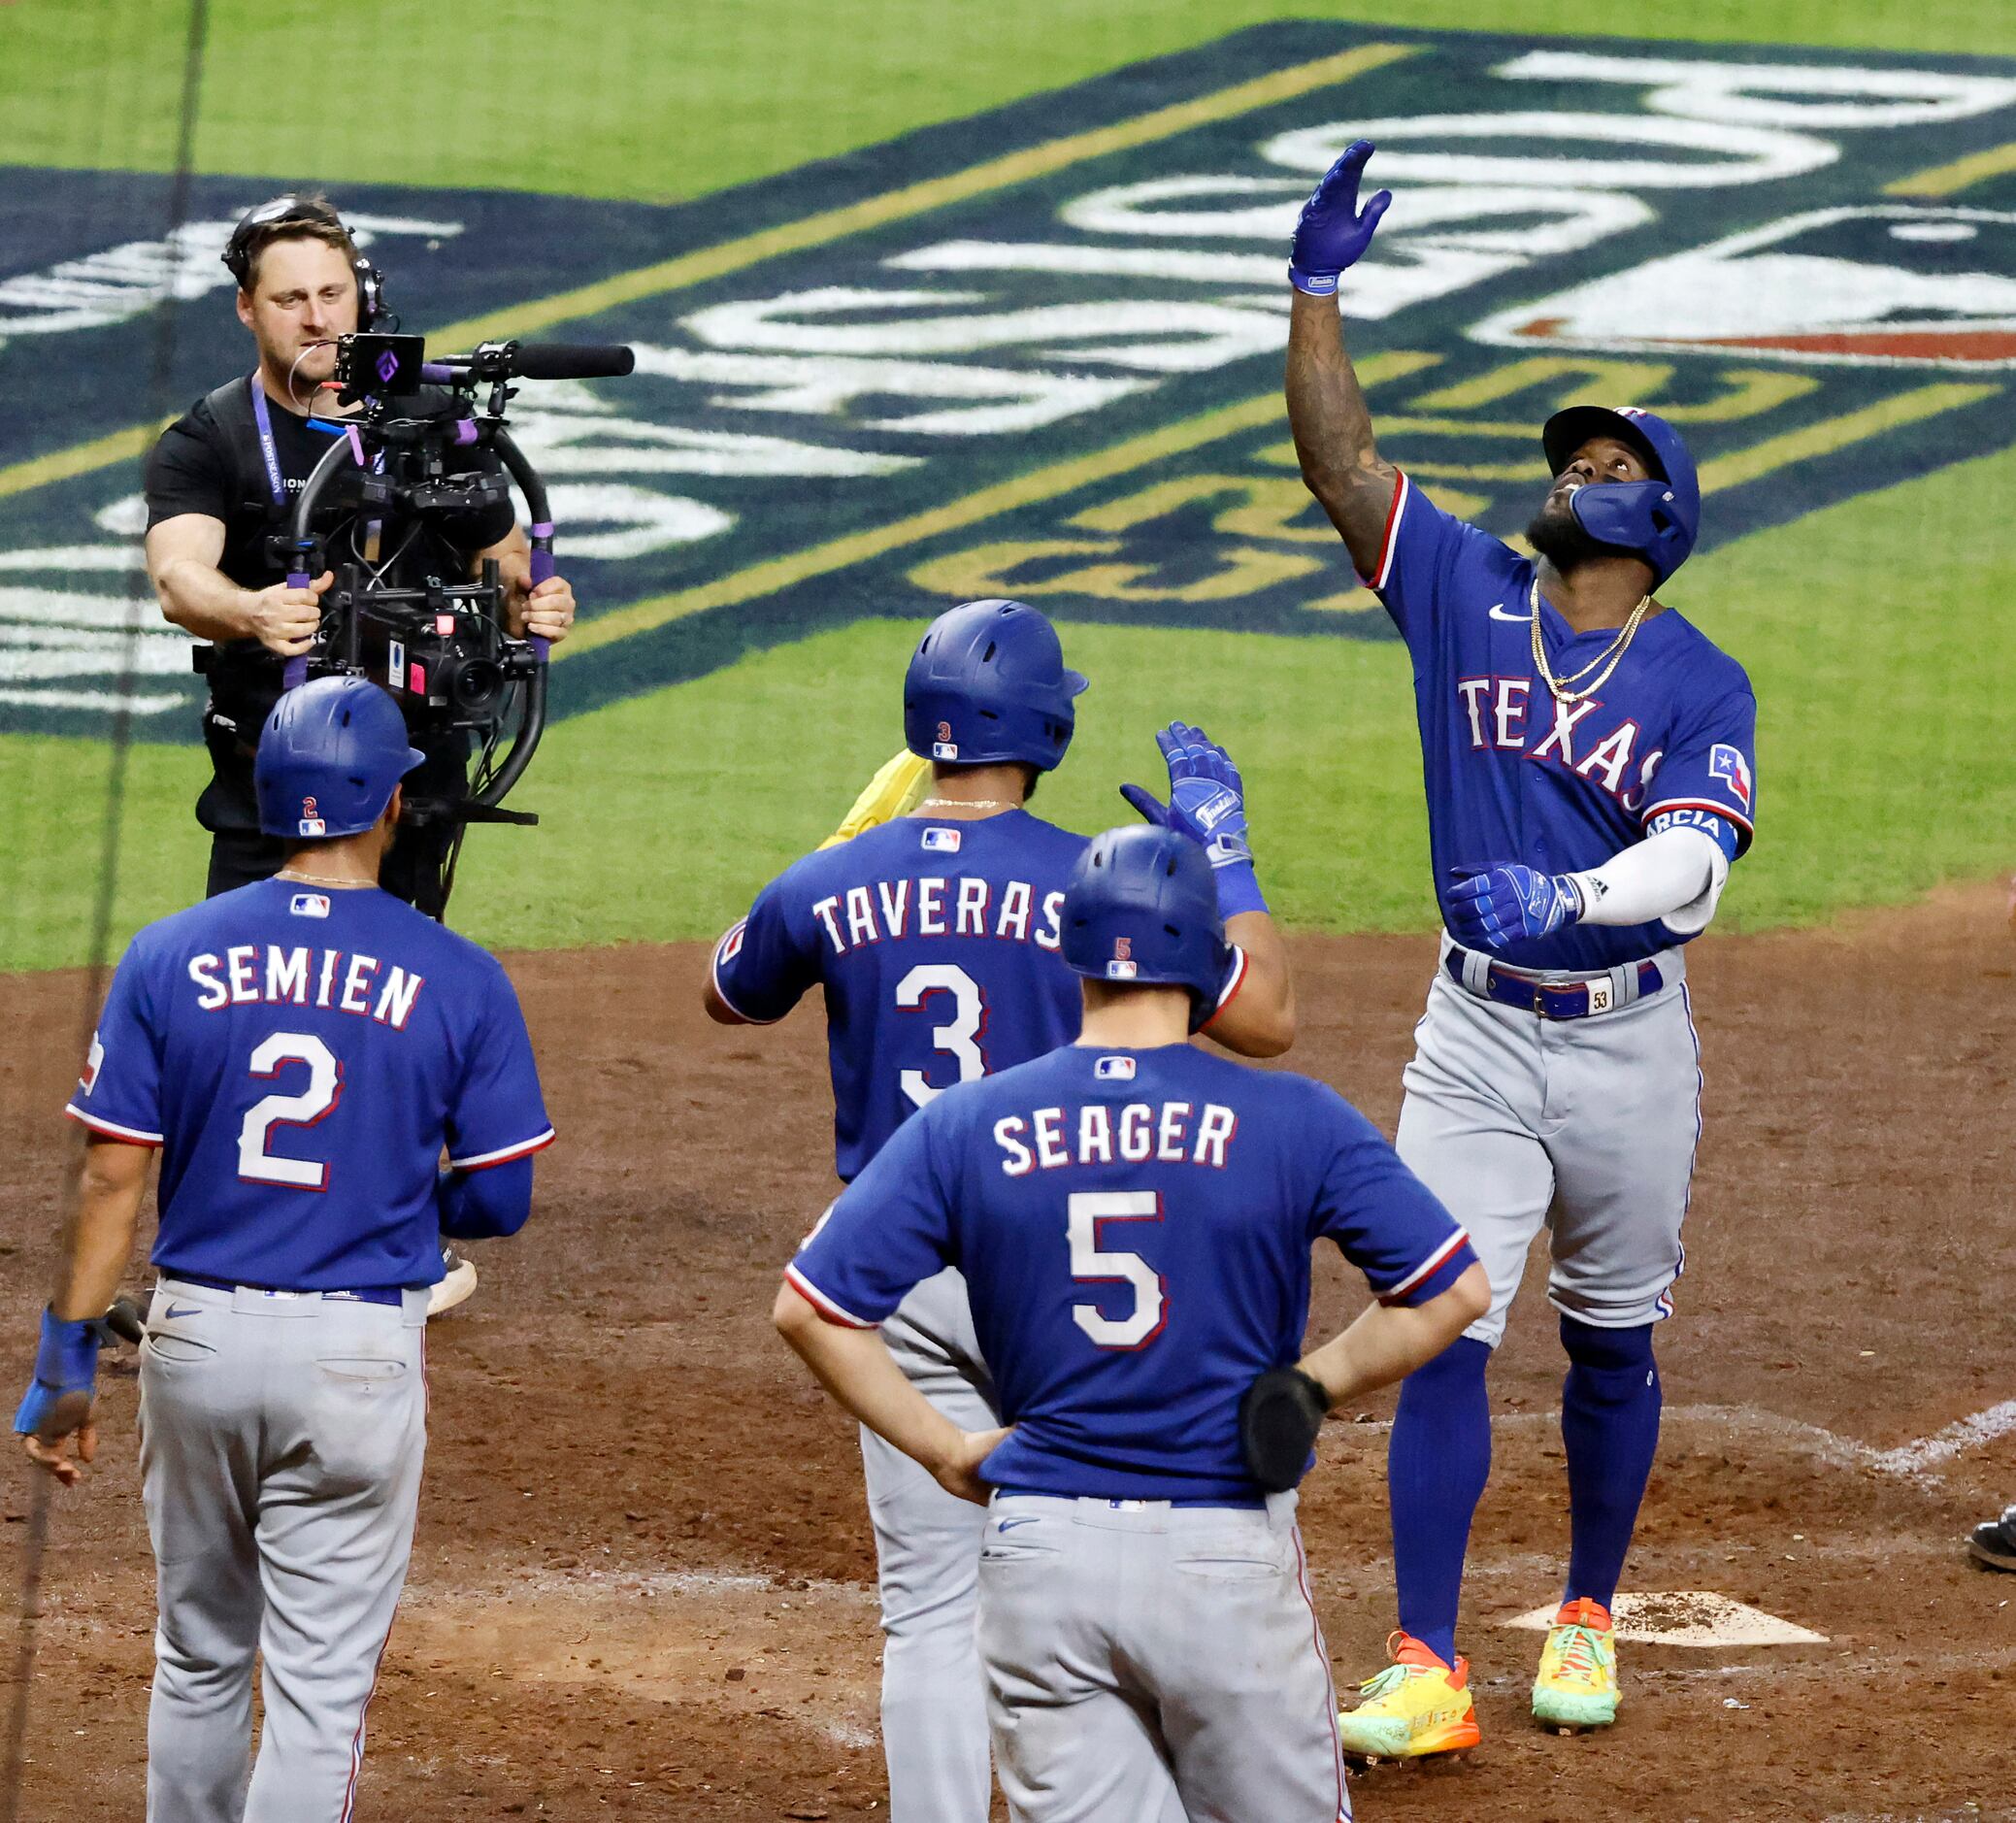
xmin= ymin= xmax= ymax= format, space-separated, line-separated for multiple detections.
xmin=449 ymin=658 xmax=503 ymax=713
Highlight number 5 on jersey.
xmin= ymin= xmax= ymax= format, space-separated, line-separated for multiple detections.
xmin=1070 ymin=1190 xmax=1167 ymax=1349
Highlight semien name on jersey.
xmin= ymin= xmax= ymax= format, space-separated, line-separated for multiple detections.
xmin=185 ymin=945 xmax=426 ymax=1029
xmin=993 ymin=1099 xmax=1239 ymax=1176
xmin=811 ymin=875 xmax=1065 ymax=958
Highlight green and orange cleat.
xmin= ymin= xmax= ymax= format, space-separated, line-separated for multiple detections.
xmin=1532 ymin=1597 xmax=1620 ymax=1732
xmin=1336 ymin=1631 xmax=1482 ymax=1762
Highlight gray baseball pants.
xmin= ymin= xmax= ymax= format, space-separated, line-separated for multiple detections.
xmin=977 ymin=1494 xmax=1348 ymax=1823
xmin=138 ymin=1277 xmax=429 ymax=1823
xmin=1397 ymin=941 xmax=1701 ymax=1347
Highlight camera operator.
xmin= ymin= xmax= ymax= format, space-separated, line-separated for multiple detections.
xmin=143 ymin=194 xmax=578 ymax=907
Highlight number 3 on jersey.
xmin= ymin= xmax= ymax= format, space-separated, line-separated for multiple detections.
xmin=896 ymin=964 xmax=988 ymax=1109
xmin=1070 ymin=1190 xmax=1167 ymax=1349
xmin=238 ymin=1032 xmax=344 ymax=1190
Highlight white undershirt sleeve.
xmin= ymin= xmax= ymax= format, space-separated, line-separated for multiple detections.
xmin=1565 ymin=825 xmax=1731 ymax=936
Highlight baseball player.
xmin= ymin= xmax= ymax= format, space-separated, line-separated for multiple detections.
xmin=1282 ymin=142 xmax=1758 ymax=1750
xmin=15 ymin=677 xmax=552 ymax=1822
xmin=704 ymin=599 xmax=1294 ymax=1821
xmin=773 ymin=823 xmax=1490 ymax=1822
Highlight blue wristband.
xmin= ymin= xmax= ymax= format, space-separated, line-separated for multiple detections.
xmin=1288 ymin=263 xmax=1338 ymax=297
xmin=33 ymin=1308 xmax=100 ymax=1391
xmin=1215 ymin=861 xmax=1269 ymax=919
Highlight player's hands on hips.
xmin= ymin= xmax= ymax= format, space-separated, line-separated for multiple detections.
xmin=1289 ymin=140 xmax=1392 ymax=296
xmin=1447 ymin=864 xmax=1582 ymax=951
xmin=931 ymin=1425 xmax=1011 ymax=1507
xmin=246 ymin=570 xmax=330 ymax=657
xmin=1121 ymin=722 xmax=1253 ymax=868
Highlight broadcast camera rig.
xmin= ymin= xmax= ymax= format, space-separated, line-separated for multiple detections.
xmin=274 ymin=330 xmax=635 ymax=915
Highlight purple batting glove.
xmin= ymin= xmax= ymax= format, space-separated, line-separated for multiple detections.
xmin=1446 ymin=864 xmax=1581 ymax=952
xmin=1288 ymin=140 xmax=1392 ymax=296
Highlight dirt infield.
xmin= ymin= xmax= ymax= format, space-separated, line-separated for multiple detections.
xmin=3 ymin=886 xmax=2012 ymax=1821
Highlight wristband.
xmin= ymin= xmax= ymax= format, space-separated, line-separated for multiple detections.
xmin=1214 ymin=860 xmax=1269 ymax=919
xmin=32 ymin=1308 xmax=100 ymax=1391
xmin=1287 ymin=264 xmax=1339 ymax=297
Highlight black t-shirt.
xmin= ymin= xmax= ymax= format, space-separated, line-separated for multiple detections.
xmin=145 ymin=379 xmax=515 ymax=734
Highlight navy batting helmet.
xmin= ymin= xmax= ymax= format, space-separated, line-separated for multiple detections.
xmin=1541 ymin=405 xmax=1701 ymax=586
xmin=903 ymin=599 xmax=1088 ymax=773
xmin=255 ymin=677 xmax=423 ymax=841
xmin=1061 ymin=825 xmax=1230 ymax=1033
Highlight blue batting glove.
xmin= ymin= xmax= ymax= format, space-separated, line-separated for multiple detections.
xmin=15 ymin=1308 xmax=101 ymax=1438
xmin=1446 ymin=864 xmax=1582 ymax=952
xmin=1123 ymin=722 xmax=1252 ymax=868
xmin=1289 ymin=140 xmax=1393 ymax=296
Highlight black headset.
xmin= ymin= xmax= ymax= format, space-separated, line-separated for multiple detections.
xmin=221 ymin=195 xmax=386 ymax=328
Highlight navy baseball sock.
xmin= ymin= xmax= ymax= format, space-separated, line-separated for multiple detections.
xmin=1559 ymin=1315 xmax=1661 ymax=1611
xmin=1389 ymin=1336 xmax=1492 ymax=1667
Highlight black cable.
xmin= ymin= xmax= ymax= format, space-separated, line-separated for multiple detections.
xmin=0 ymin=4 xmax=210 ymax=1816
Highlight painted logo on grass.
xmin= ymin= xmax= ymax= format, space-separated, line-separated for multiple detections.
xmin=0 ymin=25 xmax=2012 ymax=737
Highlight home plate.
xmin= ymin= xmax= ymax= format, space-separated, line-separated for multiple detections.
xmin=1504 ymin=1593 xmax=1828 ymax=1646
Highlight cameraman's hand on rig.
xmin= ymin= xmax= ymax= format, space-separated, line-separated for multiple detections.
xmin=494 ymin=549 xmax=577 ymax=645
xmin=247 ymin=569 xmax=333 ymax=658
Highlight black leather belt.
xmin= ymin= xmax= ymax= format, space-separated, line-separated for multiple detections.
xmin=1443 ymin=948 xmax=1663 ymax=1020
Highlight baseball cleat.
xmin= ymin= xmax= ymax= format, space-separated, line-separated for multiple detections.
xmin=1967 ymin=1506 xmax=2016 ymax=1573
xmin=1337 ymin=1632 xmax=1481 ymax=1761
xmin=427 ymin=1244 xmax=478 ymax=1318
xmin=1532 ymin=1598 xmax=1619 ymax=1730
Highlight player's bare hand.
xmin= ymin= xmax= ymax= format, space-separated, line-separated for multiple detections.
xmin=17 ymin=1394 xmax=97 ymax=1487
xmin=246 ymin=570 xmax=330 ymax=657
xmin=932 ymin=1425 xmax=1011 ymax=1506
xmin=507 ymin=573 xmax=577 ymax=645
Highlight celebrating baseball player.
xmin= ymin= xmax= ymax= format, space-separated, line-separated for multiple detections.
xmin=1282 ymin=143 xmax=1759 ymax=1751
xmin=775 ymin=823 xmax=1488 ymax=1822
xmin=14 ymin=677 xmax=552 ymax=1821
xmin=704 ymin=599 xmax=1294 ymax=1821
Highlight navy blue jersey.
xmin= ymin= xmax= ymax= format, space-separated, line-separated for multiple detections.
xmin=787 ymin=1044 xmax=1475 ymax=1502
xmin=66 ymin=879 xmax=551 ymax=1290
xmin=1371 ymin=475 xmax=1757 ymax=972
xmin=713 ymin=811 xmax=1248 ymax=1181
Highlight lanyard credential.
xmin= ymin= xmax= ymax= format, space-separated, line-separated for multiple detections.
xmin=248 ymin=373 xmax=355 ymax=507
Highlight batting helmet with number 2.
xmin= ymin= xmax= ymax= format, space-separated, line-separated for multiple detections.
xmin=255 ymin=677 xmax=424 ymax=841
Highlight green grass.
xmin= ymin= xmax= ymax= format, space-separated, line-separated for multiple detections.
xmin=3 ymin=0 xmax=2012 ymax=970
xmin=3 ymin=1 xmax=2014 ymax=202
xmin=5 ymin=430 xmax=2012 ymax=969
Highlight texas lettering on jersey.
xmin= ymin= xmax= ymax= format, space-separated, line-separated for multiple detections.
xmin=1373 ymin=474 xmax=1759 ymax=973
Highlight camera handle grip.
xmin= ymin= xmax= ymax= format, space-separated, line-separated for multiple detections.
xmin=527 ymin=523 xmax=554 ymax=664
xmin=281 ymin=568 xmax=314 ymax=691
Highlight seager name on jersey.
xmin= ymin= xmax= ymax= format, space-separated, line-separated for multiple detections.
xmin=186 ymin=945 xmax=426 ymax=1029
xmin=993 ymin=1098 xmax=1239 ymax=1176
xmin=810 ymin=876 xmax=1065 ymax=958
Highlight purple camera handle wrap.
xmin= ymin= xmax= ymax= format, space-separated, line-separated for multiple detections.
xmin=281 ymin=566 xmax=314 ymax=691
xmin=528 ymin=522 xmax=555 ymax=662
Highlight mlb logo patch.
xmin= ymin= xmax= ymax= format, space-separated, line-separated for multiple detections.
xmin=1094 ymin=1055 xmax=1137 ymax=1080
xmin=1106 ymin=959 xmax=1140 ymax=980
xmin=921 ymin=826 xmax=962 ymax=853
xmin=288 ymin=892 xmax=331 ymax=919
xmin=1709 ymin=744 xmax=1753 ymax=811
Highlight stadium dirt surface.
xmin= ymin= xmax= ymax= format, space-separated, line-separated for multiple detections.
xmin=3 ymin=883 xmax=2012 ymax=1821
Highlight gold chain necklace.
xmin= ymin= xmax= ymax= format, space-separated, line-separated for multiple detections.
xmin=1528 ymin=578 xmax=1652 ymax=706
xmin=915 ymin=798 xmax=1012 ymax=812
xmin=274 ymin=868 xmax=375 ymax=890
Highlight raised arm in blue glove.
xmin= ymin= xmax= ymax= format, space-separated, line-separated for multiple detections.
xmin=1121 ymin=721 xmax=1258 ymax=888
xmin=1446 ymin=865 xmax=1583 ymax=953
xmin=1289 ymin=139 xmax=1392 ymax=297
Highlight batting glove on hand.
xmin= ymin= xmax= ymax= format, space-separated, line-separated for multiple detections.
xmin=1446 ymin=864 xmax=1582 ymax=952
xmin=1289 ymin=139 xmax=1392 ymax=296
xmin=1121 ymin=722 xmax=1252 ymax=869
xmin=15 ymin=1309 xmax=103 ymax=1486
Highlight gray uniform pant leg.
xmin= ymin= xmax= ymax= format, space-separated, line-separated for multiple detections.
xmin=863 ymin=1268 xmax=999 ymax=1823
xmin=140 ymin=1282 xmax=428 ymax=1823
xmin=1396 ymin=971 xmax=1699 ymax=1348
xmin=978 ymin=1497 xmax=1347 ymax=1823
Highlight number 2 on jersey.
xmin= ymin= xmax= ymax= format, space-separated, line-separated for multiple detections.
xmin=1069 ymin=1190 xmax=1167 ymax=1349
xmin=238 ymin=1032 xmax=344 ymax=1190
xmin=895 ymin=964 xmax=988 ymax=1109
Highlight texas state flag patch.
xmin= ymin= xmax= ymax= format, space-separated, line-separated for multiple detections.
xmin=1708 ymin=744 xmax=1753 ymax=812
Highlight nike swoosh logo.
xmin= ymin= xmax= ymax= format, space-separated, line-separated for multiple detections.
xmin=996 ymin=1518 xmax=1040 ymax=1532
xmin=163 ymin=1305 xmax=201 ymax=1320
xmin=1488 ymin=603 xmax=1534 ymax=623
